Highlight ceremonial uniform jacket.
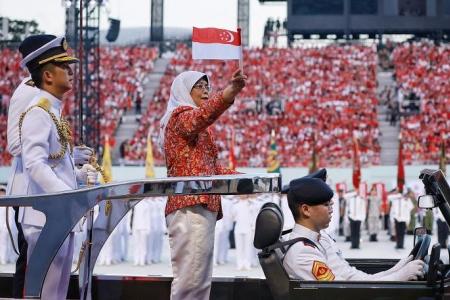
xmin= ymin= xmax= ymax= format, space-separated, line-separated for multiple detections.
xmin=283 ymin=224 xmax=377 ymax=281
xmin=6 ymin=77 xmax=38 ymax=196
xmin=7 ymin=77 xmax=38 ymax=157
xmin=16 ymin=90 xmax=78 ymax=228
xmin=389 ymin=194 xmax=414 ymax=223
xmin=346 ymin=194 xmax=367 ymax=221
xmin=164 ymin=91 xmax=237 ymax=219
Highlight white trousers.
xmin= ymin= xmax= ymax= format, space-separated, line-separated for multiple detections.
xmin=214 ymin=226 xmax=230 ymax=265
xmin=0 ymin=230 xmax=9 ymax=264
xmin=133 ymin=230 xmax=149 ymax=266
xmin=167 ymin=205 xmax=217 ymax=300
xmin=234 ymin=232 xmax=252 ymax=270
xmin=23 ymin=224 xmax=74 ymax=300
xmin=151 ymin=229 xmax=164 ymax=263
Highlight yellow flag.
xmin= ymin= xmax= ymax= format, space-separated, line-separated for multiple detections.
xmin=145 ymin=131 xmax=155 ymax=178
xmin=266 ymin=129 xmax=280 ymax=173
xmin=100 ymin=135 xmax=112 ymax=184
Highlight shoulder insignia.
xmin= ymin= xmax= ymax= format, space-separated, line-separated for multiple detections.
xmin=25 ymin=79 xmax=35 ymax=87
xmin=312 ymin=260 xmax=335 ymax=281
xmin=302 ymin=241 xmax=316 ymax=248
xmin=37 ymin=98 xmax=51 ymax=110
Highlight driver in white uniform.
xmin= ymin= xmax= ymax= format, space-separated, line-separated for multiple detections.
xmin=283 ymin=177 xmax=425 ymax=281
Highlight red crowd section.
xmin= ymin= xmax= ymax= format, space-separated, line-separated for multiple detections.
xmin=126 ymin=44 xmax=381 ymax=168
xmin=0 ymin=46 xmax=158 ymax=166
xmin=393 ymin=41 xmax=450 ymax=164
xmin=2 ymin=42 xmax=449 ymax=168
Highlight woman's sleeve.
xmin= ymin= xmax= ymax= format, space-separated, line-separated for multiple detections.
xmin=173 ymin=91 xmax=233 ymax=139
xmin=216 ymin=165 xmax=240 ymax=175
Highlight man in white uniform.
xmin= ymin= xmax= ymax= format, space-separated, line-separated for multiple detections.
xmin=346 ymin=191 xmax=366 ymax=249
xmin=214 ymin=195 xmax=234 ymax=265
xmin=389 ymin=193 xmax=414 ymax=249
xmin=232 ymin=195 xmax=253 ymax=270
xmin=6 ymin=36 xmax=93 ymax=298
xmin=150 ymin=197 xmax=166 ymax=263
xmin=132 ymin=199 xmax=151 ymax=266
xmin=283 ymin=177 xmax=425 ymax=281
xmin=7 ymin=34 xmax=97 ymax=300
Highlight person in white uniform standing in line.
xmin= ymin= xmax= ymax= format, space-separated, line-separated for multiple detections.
xmin=389 ymin=192 xmax=413 ymax=249
xmin=132 ymin=199 xmax=151 ymax=266
xmin=346 ymin=190 xmax=366 ymax=249
xmin=232 ymin=195 xmax=253 ymax=271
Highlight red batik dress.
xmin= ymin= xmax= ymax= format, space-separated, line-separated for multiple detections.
xmin=164 ymin=91 xmax=238 ymax=220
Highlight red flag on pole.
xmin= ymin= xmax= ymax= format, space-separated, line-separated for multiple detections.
xmin=352 ymin=135 xmax=361 ymax=190
xmin=229 ymin=128 xmax=237 ymax=171
xmin=397 ymin=135 xmax=405 ymax=193
xmin=439 ymin=138 xmax=447 ymax=176
xmin=192 ymin=27 xmax=242 ymax=60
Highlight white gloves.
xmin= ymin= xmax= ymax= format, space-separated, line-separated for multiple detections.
xmin=376 ymin=257 xmax=425 ymax=281
xmin=398 ymin=259 xmax=426 ymax=281
xmin=76 ymin=164 xmax=98 ymax=185
xmin=73 ymin=146 xmax=94 ymax=165
xmin=372 ymin=255 xmax=425 ymax=281
xmin=390 ymin=255 xmax=414 ymax=273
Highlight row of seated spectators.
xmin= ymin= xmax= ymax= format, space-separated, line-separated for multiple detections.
xmin=126 ymin=43 xmax=381 ymax=168
xmin=63 ymin=46 xmax=158 ymax=144
xmin=0 ymin=46 xmax=158 ymax=166
xmin=393 ymin=40 xmax=450 ymax=164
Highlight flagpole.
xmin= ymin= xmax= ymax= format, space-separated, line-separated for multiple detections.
xmin=237 ymin=28 xmax=244 ymax=73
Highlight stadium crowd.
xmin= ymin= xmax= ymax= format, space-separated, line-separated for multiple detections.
xmin=2 ymin=41 xmax=450 ymax=168
xmin=127 ymin=43 xmax=381 ymax=167
xmin=393 ymin=40 xmax=450 ymax=164
xmin=0 ymin=46 xmax=158 ymax=165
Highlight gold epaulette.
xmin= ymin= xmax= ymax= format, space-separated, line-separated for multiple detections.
xmin=19 ymin=98 xmax=73 ymax=160
xmin=37 ymin=97 xmax=51 ymax=110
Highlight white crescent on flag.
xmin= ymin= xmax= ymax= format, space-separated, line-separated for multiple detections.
xmin=219 ymin=30 xmax=234 ymax=43
xmin=192 ymin=27 xmax=242 ymax=60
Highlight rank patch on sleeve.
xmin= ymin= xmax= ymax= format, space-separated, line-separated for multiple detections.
xmin=312 ymin=260 xmax=335 ymax=281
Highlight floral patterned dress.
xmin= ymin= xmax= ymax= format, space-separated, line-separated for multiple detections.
xmin=164 ymin=91 xmax=237 ymax=219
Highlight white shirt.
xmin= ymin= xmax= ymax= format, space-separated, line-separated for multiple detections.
xmin=390 ymin=195 xmax=414 ymax=223
xmin=346 ymin=195 xmax=366 ymax=221
xmin=283 ymin=224 xmax=411 ymax=281
xmin=132 ymin=199 xmax=151 ymax=231
xmin=232 ymin=200 xmax=253 ymax=234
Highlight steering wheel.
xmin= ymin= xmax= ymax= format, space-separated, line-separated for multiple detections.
xmin=409 ymin=235 xmax=431 ymax=261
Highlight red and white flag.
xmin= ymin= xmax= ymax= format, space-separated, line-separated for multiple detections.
xmin=192 ymin=27 xmax=242 ymax=60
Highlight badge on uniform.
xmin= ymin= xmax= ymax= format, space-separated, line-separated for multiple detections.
xmin=312 ymin=260 xmax=335 ymax=281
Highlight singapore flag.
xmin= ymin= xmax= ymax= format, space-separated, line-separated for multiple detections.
xmin=192 ymin=27 xmax=242 ymax=60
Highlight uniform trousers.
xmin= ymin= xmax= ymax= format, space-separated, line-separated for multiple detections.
xmin=23 ymin=224 xmax=74 ymax=300
xmin=437 ymin=219 xmax=449 ymax=248
xmin=216 ymin=226 xmax=230 ymax=264
xmin=13 ymin=207 xmax=27 ymax=298
xmin=394 ymin=220 xmax=406 ymax=248
xmin=151 ymin=229 xmax=164 ymax=263
xmin=234 ymin=232 xmax=252 ymax=270
xmin=349 ymin=218 xmax=361 ymax=249
xmin=167 ymin=205 xmax=217 ymax=300
xmin=133 ymin=230 xmax=149 ymax=266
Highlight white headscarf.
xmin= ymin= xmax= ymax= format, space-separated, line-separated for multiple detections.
xmin=158 ymin=71 xmax=209 ymax=150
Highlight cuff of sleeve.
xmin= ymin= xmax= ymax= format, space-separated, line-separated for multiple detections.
xmin=217 ymin=90 xmax=234 ymax=107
